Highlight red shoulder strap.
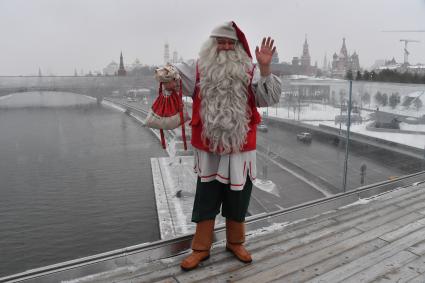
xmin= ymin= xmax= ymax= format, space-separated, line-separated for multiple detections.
xmin=160 ymin=129 xmax=166 ymax=149
xmin=249 ymin=65 xmax=256 ymax=84
xmin=248 ymin=65 xmax=257 ymax=106
xmin=193 ymin=61 xmax=200 ymax=98
xmin=158 ymin=82 xmax=167 ymax=149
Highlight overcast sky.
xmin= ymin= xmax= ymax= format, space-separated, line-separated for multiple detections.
xmin=0 ymin=0 xmax=424 ymax=75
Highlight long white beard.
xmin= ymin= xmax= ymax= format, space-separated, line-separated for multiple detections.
xmin=198 ymin=38 xmax=253 ymax=154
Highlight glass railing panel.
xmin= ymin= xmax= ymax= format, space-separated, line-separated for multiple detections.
xmin=344 ymin=80 xmax=425 ymax=191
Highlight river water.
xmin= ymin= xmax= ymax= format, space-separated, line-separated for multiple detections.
xmin=0 ymin=92 xmax=166 ymax=277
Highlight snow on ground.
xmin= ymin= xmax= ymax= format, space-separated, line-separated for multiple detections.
xmin=372 ymin=105 xmax=424 ymax=118
xmin=405 ymin=91 xmax=424 ymax=98
xmin=253 ymin=179 xmax=280 ymax=197
xmin=400 ymin=123 xmax=425 ymax=132
xmin=339 ymin=198 xmax=374 ymax=209
xmin=308 ymin=121 xmax=425 ymax=149
xmin=0 ymin=94 xmax=12 ymax=101
xmin=286 ymin=75 xmax=343 ymax=81
xmin=260 ymin=104 xmax=341 ymax=121
xmin=260 ymin=103 xmax=425 ymax=150
xmin=101 ymin=99 xmax=126 ymax=112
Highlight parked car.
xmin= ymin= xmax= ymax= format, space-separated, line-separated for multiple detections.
xmin=297 ymin=132 xmax=312 ymax=143
xmin=257 ymin=122 xmax=268 ymax=132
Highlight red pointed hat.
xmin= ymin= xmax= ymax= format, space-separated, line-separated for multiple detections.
xmin=209 ymin=21 xmax=252 ymax=59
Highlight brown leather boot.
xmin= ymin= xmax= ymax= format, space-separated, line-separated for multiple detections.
xmin=226 ymin=219 xmax=252 ymax=263
xmin=180 ymin=219 xmax=215 ymax=271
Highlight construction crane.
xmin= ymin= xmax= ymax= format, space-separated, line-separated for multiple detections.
xmin=381 ymin=30 xmax=423 ymax=65
xmin=400 ymin=39 xmax=420 ymax=65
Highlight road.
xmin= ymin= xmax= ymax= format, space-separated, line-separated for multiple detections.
xmin=248 ymin=151 xmax=326 ymax=214
xmin=256 ymin=120 xmax=409 ymax=194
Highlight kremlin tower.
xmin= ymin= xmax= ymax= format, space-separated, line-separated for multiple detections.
xmin=117 ymin=51 xmax=127 ymax=76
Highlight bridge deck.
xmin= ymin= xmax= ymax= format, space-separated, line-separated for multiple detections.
xmin=61 ymin=180 xmax=425 ymax=283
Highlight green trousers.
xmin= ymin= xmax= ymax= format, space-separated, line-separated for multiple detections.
xmin=191 ymin=176 xmax=253 ymax=223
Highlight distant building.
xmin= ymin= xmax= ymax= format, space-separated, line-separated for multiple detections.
xmin=164 ymin=42 xmax=170 ymax=64
xmin=117 ymin=52 xmax=127 ymax=76
xmin=300 ymin=36 xmax=312 ymax=74
xmin=386 ymin=57 xmax=397 ymax=66
xmin=331 ymin=38 xmax=360 ymax=78
xmin=370 ymin=59 xmax=387 ymax=70
xmin=270 ymin=36 xmax=318 ymax=76
xmin=375 ymin=57 xmax=425 ymax=75
xmin=128 ymin=58 xmax=143 ymax=71
xmin=103 ymin=61 xmax=119 ymax=76
xmin=270 ymin=62 xmax=293 ymax=76
xmin=322 ymin=53 xmax=328 ymax=72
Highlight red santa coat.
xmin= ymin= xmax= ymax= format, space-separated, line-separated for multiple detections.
xmin=190 ymin=65 xmax=262 ymax=153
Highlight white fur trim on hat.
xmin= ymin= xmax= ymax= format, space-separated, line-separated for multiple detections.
xmin=210 ymin=22 xmax=238 ymax=40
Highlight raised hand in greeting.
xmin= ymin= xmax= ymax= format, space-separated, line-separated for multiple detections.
xmin=255 ymin=37 xmax=277 ymax=76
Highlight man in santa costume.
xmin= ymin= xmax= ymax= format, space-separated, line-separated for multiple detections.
xmin=162 ymin=21 xmax=281 ymax=271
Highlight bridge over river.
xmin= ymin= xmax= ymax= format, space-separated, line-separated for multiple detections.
xmin=0 ymin=75 xmax=156 ymax=102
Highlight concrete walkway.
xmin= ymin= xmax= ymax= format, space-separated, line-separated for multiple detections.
xmin=151 ymin=156 xmax=199 ymax=239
